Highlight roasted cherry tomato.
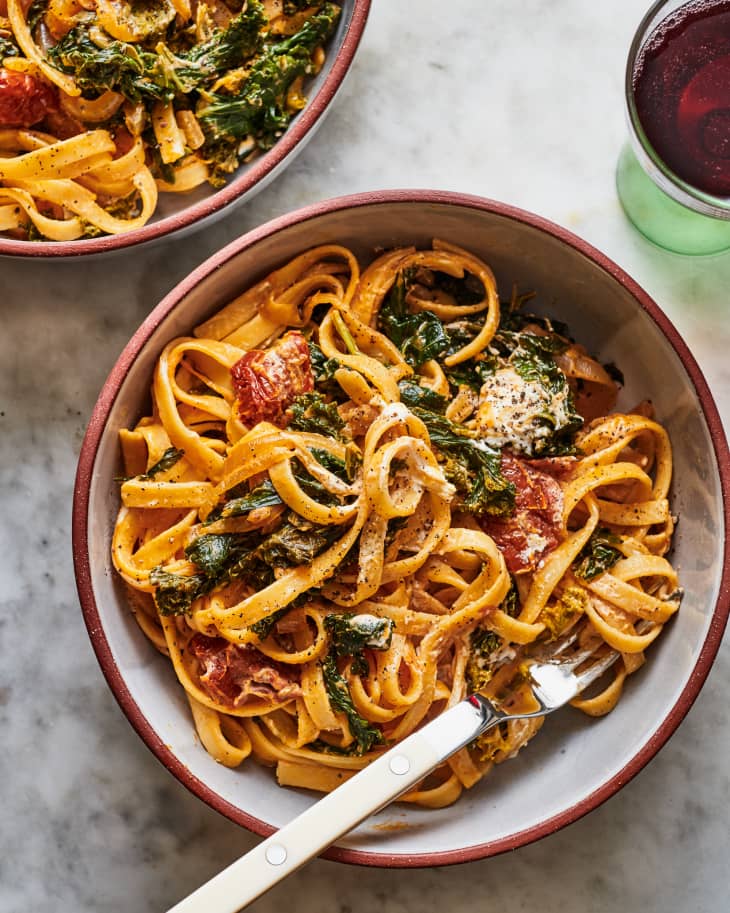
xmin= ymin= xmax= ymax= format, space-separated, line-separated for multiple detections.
xmin=231 ymin=330 xmax=314 ymax=427
xmin=189 ymin=634 xmax=301 ymax=708
xmin=0 ymin=68 xmax=58 ymax=128
xmin=480 ymin=454 xmax=565 ymax=575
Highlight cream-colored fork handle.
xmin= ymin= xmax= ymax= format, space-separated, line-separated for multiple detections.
xmin=166 ymin=698 xmax=497 ymax=913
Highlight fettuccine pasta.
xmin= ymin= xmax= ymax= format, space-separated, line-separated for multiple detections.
xmin=0 ymin=0 xmax=340 ymax=240
xmin=112 ymin=240 xmax=681 ymax=807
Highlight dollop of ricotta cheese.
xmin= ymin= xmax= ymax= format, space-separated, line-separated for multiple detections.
xmin=475 ymin=366 xmax=573 ymax=456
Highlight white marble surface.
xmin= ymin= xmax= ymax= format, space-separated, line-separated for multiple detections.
xmin=3 ymin=1 xmax=730 ymax=911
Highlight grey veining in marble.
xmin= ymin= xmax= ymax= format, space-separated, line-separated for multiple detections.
xmin=2 ymin=2 xmax=730 ymax=911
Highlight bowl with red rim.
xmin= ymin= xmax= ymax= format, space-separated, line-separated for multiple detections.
xmin=73 ymin=189 xmax=730 ymax=865
xmin=0 ymin=0 xmax=370 ymax=259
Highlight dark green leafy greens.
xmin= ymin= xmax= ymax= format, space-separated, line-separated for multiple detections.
xmin=288 ymin=460 xmax=340 ymax=508
xmin=162 ymin=4 xmax=267 ymax=92
xmin=283 ymin=0 xmax=312 ymax=12
xmin=320 ymin=653 xmax=383 ymax=754
xmin=206 ymin=479 xmax=282 ymax=522
xmin=498 ymin=304 xmax=566 ymax=336
xmin=307 ymin=341 xmax=345 ymax=400
xmin=249 ymin=606 xmax=291 ymax=640
xmin=397 ymin=380 xmax=447 ymax=413
xmin=344 ymin=446 xmax=362 ymax=483
xmin=26 ymin=0 xmax=48 ymax=31
xmin=573 ymin=528 xmax=623 ymax=581
xmin=48 ymin=3 xmax=269 ymax=102
xmin=141 ymin=447 xmax=185 ymax=480
xmin=184 ymin=532 xmax=254 ymax=576
xmin=116 ymin=446 xmax=185 ymax=483
xmin=466 ymin=577 xmax=521 ymax=691
xmin=306 ymin=737 xmax=361 ymax=757
xmin=438 ymin=318 xmax=498 ymax=391
xmin=309 ymin=447 xmax=360 ymax=483
xmin=0 ymin=36 xmax=19 ymax=58
xmin=287 ymin=392 xmax=346 ymax=440
xmin=436 ymin=272 xmax=485 ymax=307
xmin=466 ymin=627 xmax=502 ymax=692
xmin=498 ymin=330 xmax=568 ymax=390
xmin=443 ymin=359 xmax=496 ymax=392
xmin=384 ymin=515 xmax=409 ymax=552
xmin=149 ymin=567 xmax=209 ymax=617
xmin=501 ymin=578 xmax=519 ymax=617
xmin=377 ymin=270 xmax=450 ymax=369
xmin=48 ymin=28 xmax=174 ymax=102
xmin=198 ymin=3 xmax=341 ymax=148
xmin=152 ymin=514 xmax=342 ymax=616
xmin=324 ymin=613 xmax=394 ymax=675
xmin=257 ymin=514 xmax=342 ymax=567
xmin=471 ymin=628 xmax=501 ymax=659
xmin=412 ymin=407 xmax=515 ymax=517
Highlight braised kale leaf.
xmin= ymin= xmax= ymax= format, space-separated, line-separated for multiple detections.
xmin=257 ymin=514 xmax=342 ymax=567
xmin=249 ymin=606 xmax=291 ymax=640
xmin=288 ymin=392 xmax=346 ymax=440
xmin=206 ymin=479 xmax=283 ymax=523
xmin=573 ymin=528 xmax=623 ymax=581
xmin=0 ymin=36 xmax=19 ymax=58
xmin=412 ymin=407 xmax=515 ymax=517
xmin=166 ymin=3 xmax=266 ymax=91
xmin=48 ymin=28 xmax=173 ymax=102
xmin=466 ymin=627 xmax=501 ymax=692
xmin=149 ymin=567 xmax=209 ymax=616
xmin=324 ymin=613 xmax=394 ymax=675
xmin=283 ymin=0 xmax=314 ymax=12
xmin=307 ymin=341 xmax=346 ymax=400
xmin=197 ymin=3 xmax=340 ymax=147
xmin=152 ymin=514 xmax=342 ymax=615
xmin=321 ymin=653 xmax=383 ymax=754
xmin=397 ymin=380 xmax=448 ymax=413
xmin=377 ymin=271 xmax=450 ymax=368
xmin=499 ymin=330 xmax=569 ymax=396
xmin=141 ymin=447 xmax=185 ymax=479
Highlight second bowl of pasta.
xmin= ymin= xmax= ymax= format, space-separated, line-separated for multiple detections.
xmin=0 ymin=0 xmax=368 ymax=255
xmin=73 ymin=189 xmax=730 ymax=865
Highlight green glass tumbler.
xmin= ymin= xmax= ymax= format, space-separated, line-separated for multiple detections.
xmin=617 ymin=0 xmax=730 ymax=256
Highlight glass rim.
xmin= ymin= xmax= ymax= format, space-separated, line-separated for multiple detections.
xmin=624 ymin=0 xmax=730 ymax=220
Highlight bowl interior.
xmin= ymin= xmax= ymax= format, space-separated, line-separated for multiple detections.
xmin=82 ymin=199 xmax=726 ymax=861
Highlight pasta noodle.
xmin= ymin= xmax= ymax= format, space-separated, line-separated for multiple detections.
xmin=0 ymin=0 xmax=340 ymax=240
xmin=112 ymin=240 xmax=682 ymax=808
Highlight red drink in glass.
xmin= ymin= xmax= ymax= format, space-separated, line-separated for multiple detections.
xmin=634 ymin=0 xmax=730 ymax=196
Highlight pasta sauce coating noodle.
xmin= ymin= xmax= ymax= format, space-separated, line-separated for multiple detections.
xmin=112 ymin=240 xmax=681 ymax=807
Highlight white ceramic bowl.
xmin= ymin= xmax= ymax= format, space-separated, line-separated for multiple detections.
xmin=73 ymin=190 xmax=730 ymax=865
xmin=0 ymin=1 xmax=369 ymax=259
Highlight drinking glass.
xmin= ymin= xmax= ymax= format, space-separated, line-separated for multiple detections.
xmin=616 ymin=0 xmax=730 ymax=256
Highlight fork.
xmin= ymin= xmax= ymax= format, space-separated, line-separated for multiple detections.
xmin=166 ymin=627 xmax=619 ymax=913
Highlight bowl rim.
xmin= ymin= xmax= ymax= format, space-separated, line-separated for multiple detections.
xmin=72 ymin=188 xmax=730 ymax=867
xmin=0 ymin=0 xmax=370 ymax=259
